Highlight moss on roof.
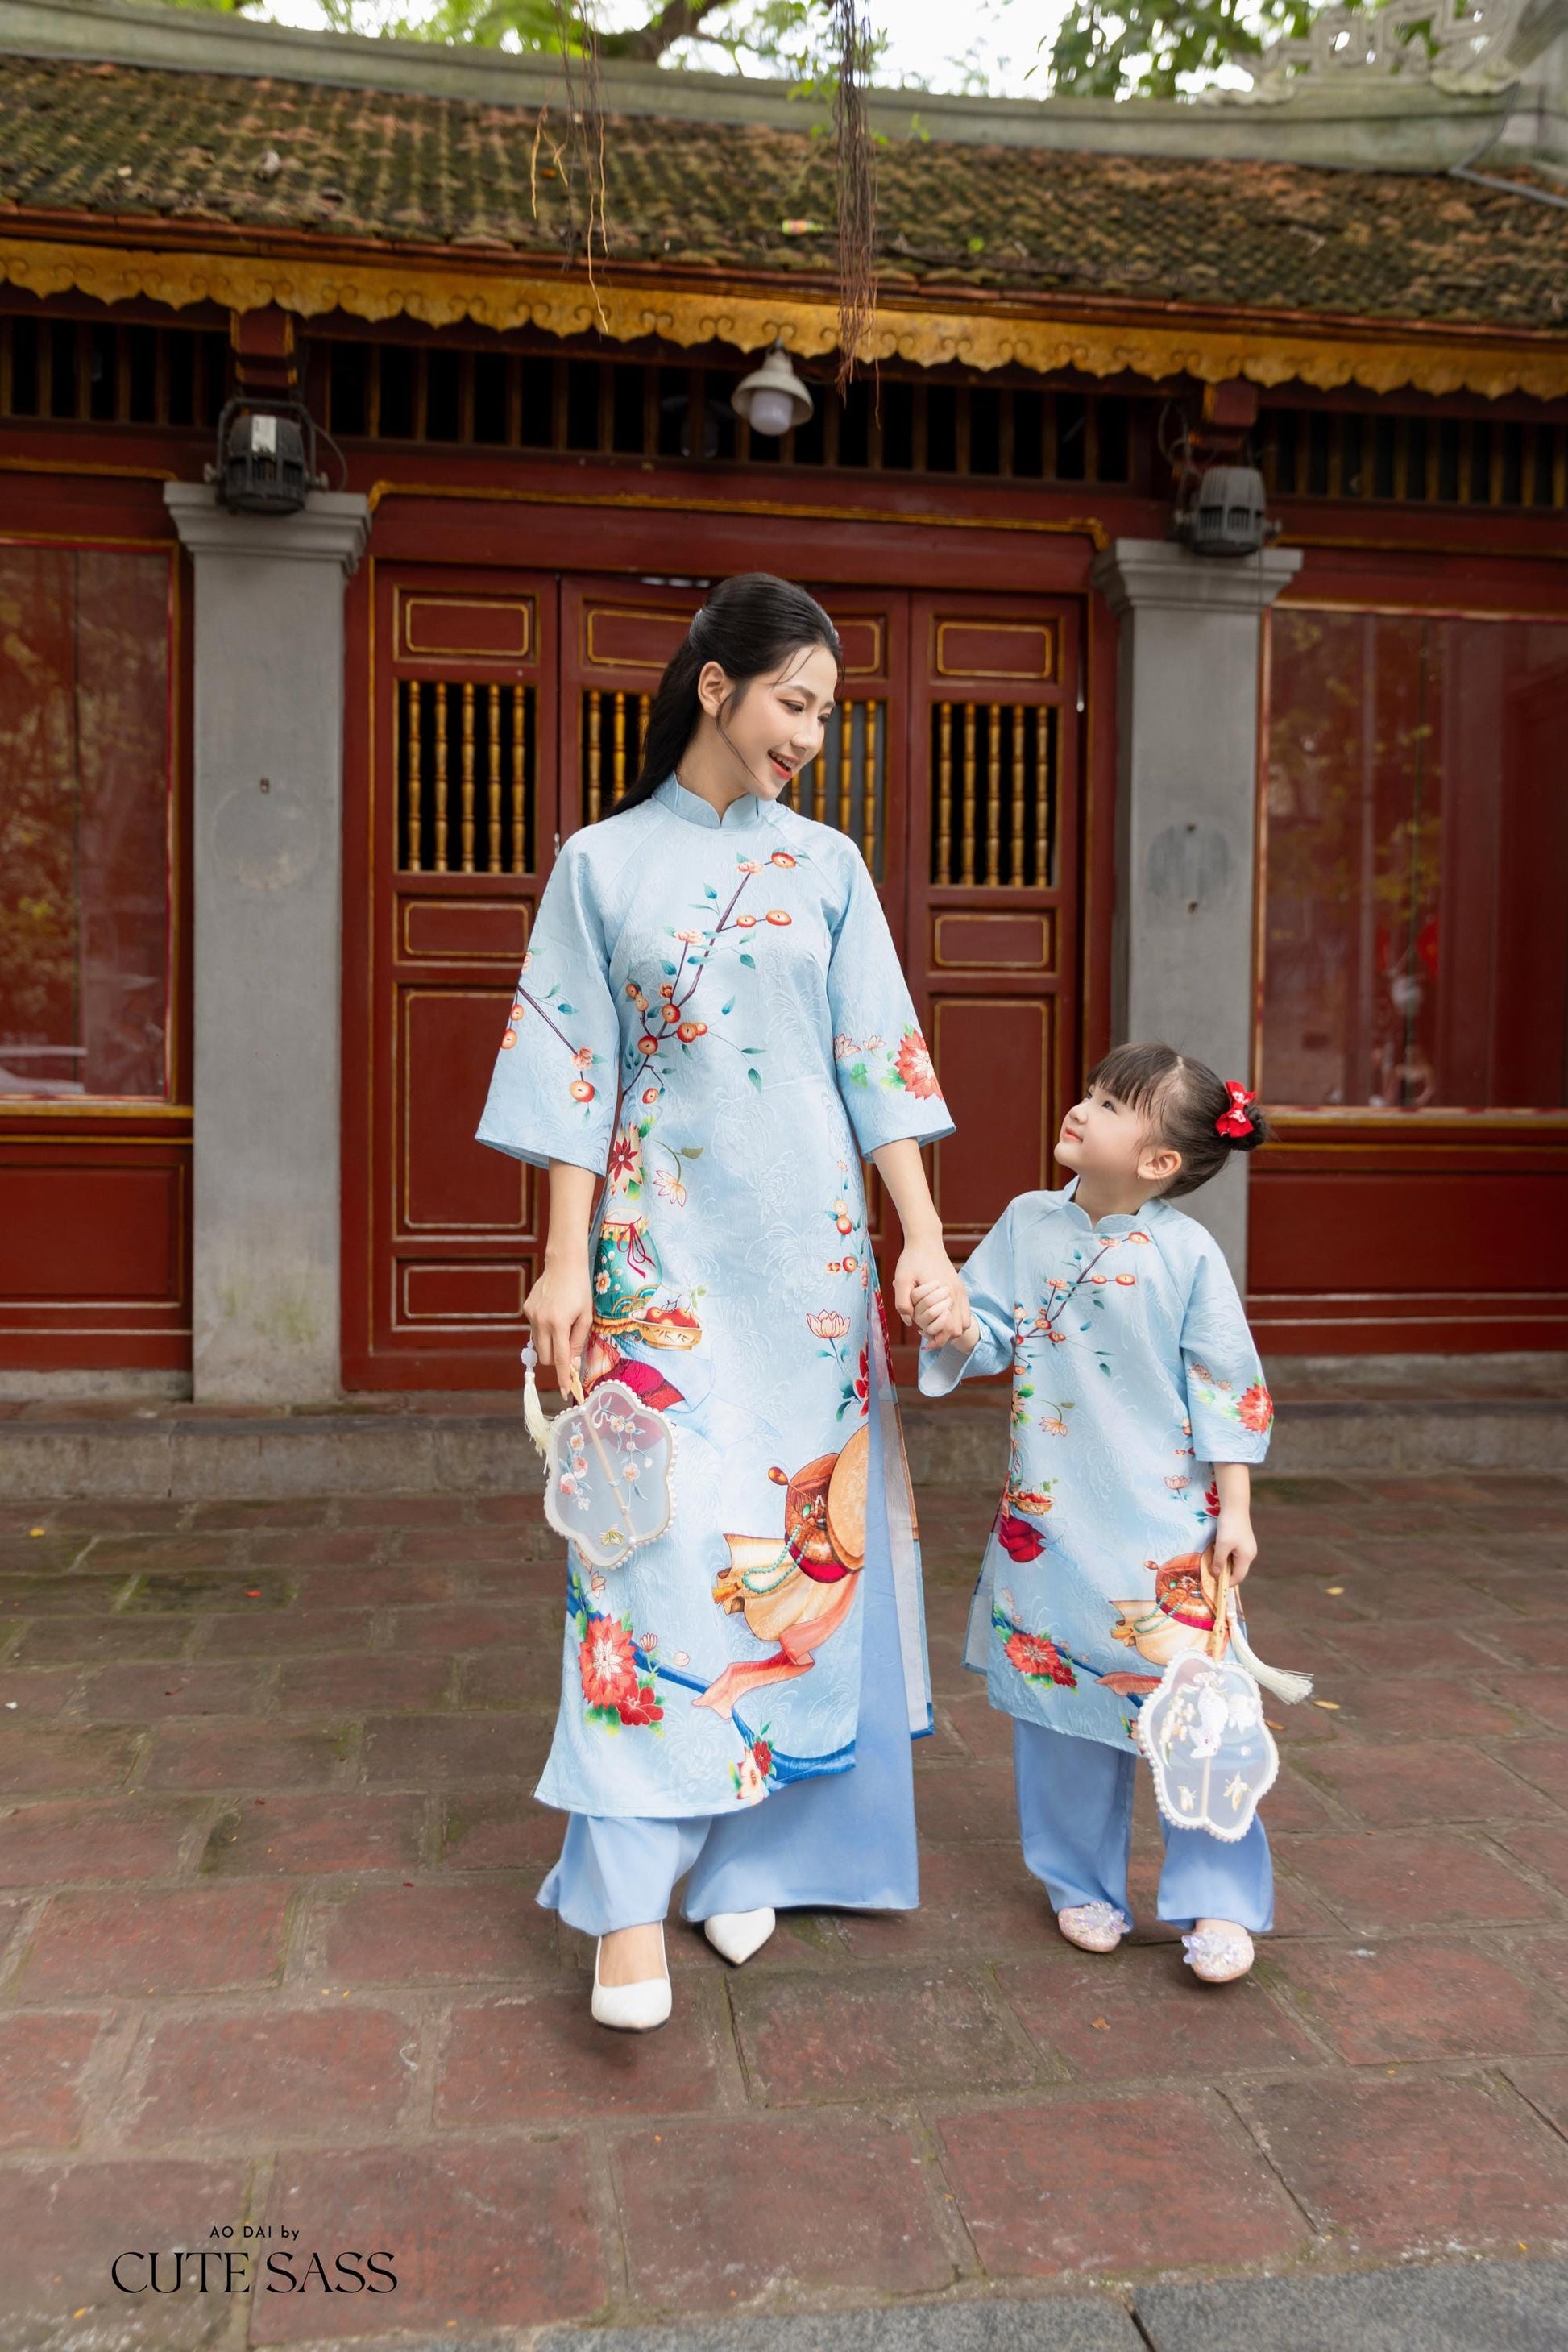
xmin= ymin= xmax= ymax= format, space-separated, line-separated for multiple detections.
xmin=2 ymin=55 xmax=1566 ymax=334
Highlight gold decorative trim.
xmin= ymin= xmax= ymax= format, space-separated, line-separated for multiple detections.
xmin=364 ymin=477 xmax=1109 ymax=547
xmin=3 ymin=233 xmax=1566 ymax=402
xmin=0 ymin=456 xmax=180 ymax=483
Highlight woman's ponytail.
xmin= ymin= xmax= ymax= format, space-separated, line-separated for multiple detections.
xmin=623 ymin=637 xmax=707 ymax=815
xmin=608 ymin=573 xmax=840 ymax=817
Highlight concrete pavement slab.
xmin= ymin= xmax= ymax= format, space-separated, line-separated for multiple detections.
xmin=535 ymin=2299 xmax=1144 ymax=2350
xmin=1135 ymin=2258 xmax=1568 ymax=2351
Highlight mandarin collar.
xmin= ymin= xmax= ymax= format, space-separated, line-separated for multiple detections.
xmin=1059 ymin=1176 xmax=1155 ymax=1238
xmin=652 ymin=773 xmax=776 ymax=832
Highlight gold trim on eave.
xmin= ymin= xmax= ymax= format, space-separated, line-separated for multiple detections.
xmin=2 ymin=234 xmax=1566 ymax=402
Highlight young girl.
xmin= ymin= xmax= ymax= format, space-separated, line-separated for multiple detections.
xmin=911 ymin=1043 xmax=1274 ymax=1985
xmin=476 ymin=574 xmax=965 ymax=2031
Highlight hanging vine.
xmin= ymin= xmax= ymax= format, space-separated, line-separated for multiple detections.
xmin=831 ymin=0 xmax=879 ymax=391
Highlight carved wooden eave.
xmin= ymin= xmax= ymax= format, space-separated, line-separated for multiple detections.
xmin=2 ymin=226 xmax=1566 ymax=404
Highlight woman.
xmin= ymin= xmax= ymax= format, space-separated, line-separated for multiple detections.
xmin=475 ymin=573 xmax=964 ymax=2029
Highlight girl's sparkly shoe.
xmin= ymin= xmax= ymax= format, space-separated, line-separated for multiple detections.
xmin=703 ymin=1907 xmax=776 ymax=1965
xmin=1056 ymin=1901 xmax=1130 ymax=1954
xmin=1182 ymin=1923 xmax=1255 ymax=1983
xmin=591 ymin=1928 xmax=671 ymax=2031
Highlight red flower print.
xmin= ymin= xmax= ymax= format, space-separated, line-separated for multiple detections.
xmin=1238 ymin=1383 xmax=1274 ymax=1433
xmin=853 ymin=1344 xmax=870 ymax=1406
xmin=579 ymin=1617 xmax=638 ymax=1711
xmin=616 ymin=1682 xmax=665 ymax=1728
xmin=765 ymin=910 xmax=792 ymax=926
xmin=607 ymin=1132 xmax=639 ymax=1182
xmin=1005 ymin=1629 xmax=1077 ymax=1687
xmin=894 ymin=1027 xmax=940 ymax=1098
xmin=1204 ymin=1481 xmax=1221 ymax=1516
xmin=752 ymin=1736 xmax=774 ymax=1777
xmin=995 ymin=1511 xmax=1046 ymax=1562
xmin=770 ymin=851 xmax=796 ymax=868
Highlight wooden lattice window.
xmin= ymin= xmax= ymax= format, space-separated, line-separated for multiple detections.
xmin=581 ymin=687 xmax=653 ymax=823
xmin=778 ymin=700 xmax=887 ymax=880
xmin=930 ymin=701 xmax=1055 ymax=887
xmin=396 ymin=678 xmax=537 ymax=874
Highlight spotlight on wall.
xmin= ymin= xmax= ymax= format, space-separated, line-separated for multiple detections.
xmin=1172 ymin=463 xmax=1280 ymax=558
xmin=1161 ymin=383 xmax=1280 ymax=558
xmin=207 ymin=399 xmax=329 ymax=516
xmin=732 ymin=339 xmax=815 ymax=439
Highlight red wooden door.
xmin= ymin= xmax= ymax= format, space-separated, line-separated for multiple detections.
xmin=345 ymin=564 xmax=557 ymax=1387
xmin=906 ymin=591 xmax=1083 ymax=1260
xmin=345 ymin=566 xmax=1082 ymax=1388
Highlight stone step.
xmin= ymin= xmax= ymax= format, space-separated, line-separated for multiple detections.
xmin=0 ymin=1358 xmax=1562 ymax=1496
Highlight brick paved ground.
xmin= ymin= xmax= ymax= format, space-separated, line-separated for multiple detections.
xmin=2 ymin=1471 xmax=1566 ymax=2347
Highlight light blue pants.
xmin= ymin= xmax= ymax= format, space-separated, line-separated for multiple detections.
xmin=537 ymin=1366 xmax=920 ymax=1938
xmin=1014 ymin=1717 xmax=1274 ymax=1935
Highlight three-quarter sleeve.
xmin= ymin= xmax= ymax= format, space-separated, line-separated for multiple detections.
xmin=827 ymin=846 xmax=955 ymax=1155
xmin=1180 ymin=1235 xmax=1275 ymax=1463
xmin=475 ymin=836 xmax=621 ymax=1175
xmin=918 ymin=1205 xmax=1017 ymax=1397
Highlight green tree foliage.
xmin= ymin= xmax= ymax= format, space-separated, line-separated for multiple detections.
xmin=1045 ymin=0 xmax=1335 ymax=99
xmin=152 ymin=0 xmax=853 ymax=69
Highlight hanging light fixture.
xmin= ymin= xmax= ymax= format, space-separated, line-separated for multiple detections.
xmin=206 ymin=397 xmax=331 ymax=516
xmin=732 ymin=339 xmax=814 ymax=439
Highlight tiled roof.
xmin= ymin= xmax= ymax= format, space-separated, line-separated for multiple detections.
xmin=2 ymin=54 xmax=1566 ymax=335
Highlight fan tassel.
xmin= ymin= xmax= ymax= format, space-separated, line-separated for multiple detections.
xmin=1226 ymin=1599 xmax=1313 ymax=1704
xmin=521 ymin=1342 xmax=553 ymax=1457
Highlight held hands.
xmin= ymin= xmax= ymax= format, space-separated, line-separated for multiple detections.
xmin=908 ymin=1272 xmax=977 ymax=1354
xmin=890 ymin=1237 xmax=966 ymax=1338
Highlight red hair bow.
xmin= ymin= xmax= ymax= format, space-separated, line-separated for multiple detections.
xmin=1216 ymin=1082 xmax=1256 ymax=1138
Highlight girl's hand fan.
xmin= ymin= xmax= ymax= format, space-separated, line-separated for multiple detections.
xmin=521 ymin=1342 xmax=675 ymax=1571
xmin=1136 ymin=1557 xmax=1309 ymax=1843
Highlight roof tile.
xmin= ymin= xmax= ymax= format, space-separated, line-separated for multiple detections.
xmin=0 ymin=55 xmax=1565 ymax=334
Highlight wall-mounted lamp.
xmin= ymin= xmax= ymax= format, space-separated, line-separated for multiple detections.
xmin=732 ymin=339 xmax=815 ymax=439
xmin=207 ymin=398 xmax=330 ymax=516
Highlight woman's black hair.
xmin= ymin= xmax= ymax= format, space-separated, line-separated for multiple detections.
xmin=1086 ymin=1041 xmax=1270 ymax=1197
xmin=608 ymin=572 xmax=841 ymax=815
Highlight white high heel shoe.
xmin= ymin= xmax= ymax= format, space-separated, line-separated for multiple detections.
xmin=591 ymin=1927 xmax=671 ymax=2031
xmin=703 ymin=1906 xmax=776 ymax=1965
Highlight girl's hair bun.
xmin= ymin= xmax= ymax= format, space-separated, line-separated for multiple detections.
xmin=1085 ymin=1043 xmax=1269 ymax=1198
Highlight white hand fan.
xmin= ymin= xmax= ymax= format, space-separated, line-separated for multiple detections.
xmin=521 ymin=1342 xmax=675 ymax=1570
xmin=1137 ymin=1559 xmax=1306 ymax=1842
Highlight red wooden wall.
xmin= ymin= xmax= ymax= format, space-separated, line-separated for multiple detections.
xmin=0 ymin=474 xmax=192 ymax=1374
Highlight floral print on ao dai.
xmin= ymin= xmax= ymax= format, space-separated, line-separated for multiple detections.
xmin=476 ymin=773 xmax=953 ymax=1817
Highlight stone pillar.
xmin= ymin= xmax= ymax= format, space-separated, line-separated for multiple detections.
xmin=1091 ymin=539 xmax=1302 ymax=1282
xmin=165 ymin=486 xmax=371 ymax=1402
